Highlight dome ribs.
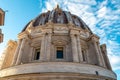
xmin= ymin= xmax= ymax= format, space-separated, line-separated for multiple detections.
xmin=23 ymin=8 xmax=92 ymax=33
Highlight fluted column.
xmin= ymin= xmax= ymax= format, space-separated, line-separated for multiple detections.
xmin=71 ymin=34 xmax=79 ymax=62
xmin=15 ymin=38 xmax=26 ymax=65
xmin=46 ymin=33 xmax=52 ymax=61
xmin=11 ymin=39 xmax=22 ymax=66
xmin=76 ymin=35 xmax=83 ymax=62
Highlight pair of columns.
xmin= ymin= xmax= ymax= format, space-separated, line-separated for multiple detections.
xmin=92 ymin=36 xmax=106 ymax=67
xmin=12 ymin=32 xmax=52 ymax=66
xmin=11 ymin=38 xmax=26 ymax=65
xmin=71 ymin=33 xmax=106 ymax=67
xmin=71 ymin=34 xmax=83 ymax=62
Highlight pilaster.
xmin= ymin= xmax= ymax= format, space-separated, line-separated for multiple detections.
xmin=40 ymin=34 xmax=46 ymax=61
xmin=46 ymin=33 xmax=52 ymax=61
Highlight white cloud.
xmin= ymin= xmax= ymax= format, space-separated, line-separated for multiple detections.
xmin=99 ymin=0 xmax=108 ymax=8
xmin=108 ymin=55 xmax=120 ymax=70
xmin=97 ymin=7 xmax=107 ymax=18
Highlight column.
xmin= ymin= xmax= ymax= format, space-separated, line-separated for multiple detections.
xmin=15 ymin=38 xmax=26 ymax=65
xmin=40 ymin=34 xmax=46 ymax=61
xmin=76 ymin=35 xmax=83 ymax=62
xmin=93 ymin=39 xmax=104 ymax=66
xmin=97 ymin=43 xmax=106 ymax=67
xmin=71 ymin=34 xmax=79 ymax=62
xmin=101 ymin=44 xmax=112 ymax=70
xmin=11 ymin=39 xmax=22 ymax=66
xmin=46 ymin=33 xmax=52 ymax=61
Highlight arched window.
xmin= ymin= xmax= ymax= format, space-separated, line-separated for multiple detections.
xmin=34 ymin=48 xmax=40 ymax=60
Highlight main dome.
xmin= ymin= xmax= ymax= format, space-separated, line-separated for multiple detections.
xmin=0 ymin=5 xmax=117 ymax=80
xmin=22 ymin=5 xmax=92 ymax=33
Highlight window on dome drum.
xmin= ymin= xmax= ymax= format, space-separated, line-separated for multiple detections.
xmin=56 ymin=47 xmax=64 ymax=59
xmin=34 ymin=48 xmax=40 ymax=60
xmin=82 ymin=50 xmax=86 ymax=61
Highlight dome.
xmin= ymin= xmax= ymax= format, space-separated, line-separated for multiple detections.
xmin=0 ymin=5 xmax=116 ymax=80
xmin=22 ymin=5 xmax=92 ymax=33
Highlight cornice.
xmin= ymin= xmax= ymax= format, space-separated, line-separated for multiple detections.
xmin=86 ymin=34 xmax=100 ymax=42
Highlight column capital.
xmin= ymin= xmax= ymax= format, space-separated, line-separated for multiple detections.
xmin=100 ymin=44 xmax=107 ymax=52
xmin=18 ymin=31 xmax=29 ymax=39
xmin=42 ymin=28 xmax=53 ymax=35
xmin=87 ymin=34 xmax=100 ymax=42
xmin=70 ymin=29 xmax=79 ymax=35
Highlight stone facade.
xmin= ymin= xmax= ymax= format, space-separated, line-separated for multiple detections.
xmin=0 ymin=6 xmax=117 ymax=80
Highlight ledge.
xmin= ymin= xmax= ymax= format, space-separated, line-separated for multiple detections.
xmin=0 ymin=62 xmax=116 ymax=79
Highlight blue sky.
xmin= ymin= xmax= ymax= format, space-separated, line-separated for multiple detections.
xmin=0 ymin=0 xmax=120 ymax=79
